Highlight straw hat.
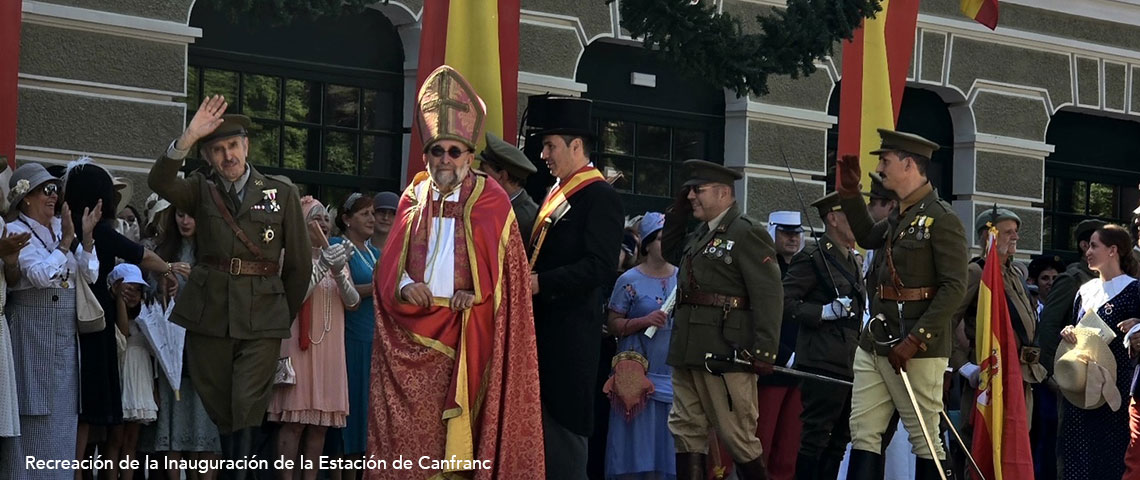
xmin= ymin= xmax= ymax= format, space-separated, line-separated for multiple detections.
xmin=1054 ymin=327 xmax=1122 ymax=411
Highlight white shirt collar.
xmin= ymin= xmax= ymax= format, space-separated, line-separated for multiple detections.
xmin=1078 ymin=274 xmax=1137 ymax=318
xmin=706 ymin=207 xmax=731 ymax=231
xmin=220 ymin=165 xmax=251 ymax=193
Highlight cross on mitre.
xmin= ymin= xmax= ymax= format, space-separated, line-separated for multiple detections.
xmin=415 ymin=65 xmax=486 ymax=149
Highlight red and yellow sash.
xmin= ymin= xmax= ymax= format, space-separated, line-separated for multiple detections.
xmin=529 ymin=166 xmax=605 ymax=267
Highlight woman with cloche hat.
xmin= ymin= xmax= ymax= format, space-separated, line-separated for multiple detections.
xmin=1057 ymin=224 xmax=1140 ymax=479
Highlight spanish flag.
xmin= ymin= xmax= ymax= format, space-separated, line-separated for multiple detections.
xmin=961 ymin=0 xmax=1000 ymax=30
xmin=406 ymin=0 xmax=520 ymax=182
xmin=970 ymin=227 xmax=1034 ymax=480
xmin=836 ymin=0 xmax=919 ymax=191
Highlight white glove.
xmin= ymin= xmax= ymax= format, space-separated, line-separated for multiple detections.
xmin=320 ymin=243 xmax=348 ymax=273
xmin=959 ymin=362 xmax=981 ymax=388
xmin=821 ymin=297 xmax=854 ymax=321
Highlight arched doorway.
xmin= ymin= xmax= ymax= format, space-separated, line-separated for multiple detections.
xmin=826 ymin=84 xmax=955 ymax=198
xmin=186 ymin=2 xmax=405 ymax=206
xmin=1042 ymin=110 xmax=1140 ymax=259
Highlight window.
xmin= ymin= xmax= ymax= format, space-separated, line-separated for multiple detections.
xmin=594 ymin=119 xmax=708 ymax=198
xmin=1041 ymin=176 xmax=1127 ymax=253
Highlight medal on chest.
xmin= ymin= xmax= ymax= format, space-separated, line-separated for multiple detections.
xmin=703 ymin=238 xmax=735 ymax=264
xmin=257 ymin=189 xmax=280 ymax=213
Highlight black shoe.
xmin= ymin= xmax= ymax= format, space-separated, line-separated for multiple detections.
xmin=915 ymin=457 xmax=952 ymax=480
xmin=845 ymin=449 xmax=884 ymax=480
xmin=796 ymin=454 xmax=820 ymax=480
xmin=675 ymin=453 xmax=707 ymax=480
xmin=737 ymin=454 xmax=768 ymax=480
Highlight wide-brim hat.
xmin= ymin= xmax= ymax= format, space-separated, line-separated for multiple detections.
xmin=7 ymin=163 xmax=59 ymax=214
xmin=525 ymin=94 xmax=594 ymax=139
xmin=1055 ymin=327 xmax=1121 ymax=411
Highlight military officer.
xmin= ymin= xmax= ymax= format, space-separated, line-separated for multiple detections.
xmin=781 ymin=192 xmax=865 ymax=480
xmin=661 ymin=159 xmax=783 ymax=480
xmin=147 ymin=95 xmax=312 ymax=463
xmin=835 ymin=129 xmax=967 ymax=479
xmin=478 ymin=131 xmax=539 ymax=244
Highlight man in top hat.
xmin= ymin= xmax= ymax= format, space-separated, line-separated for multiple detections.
xmin=768 ymin=211 xmax=804 ymax=275
xmin=661 ymin=159 xmax=783 ymax=479
xmin=1039 ymin=218 xmax=1109 ymax=375
xmin=478 ymin=131 xmax=539 ymax=244
xmin=370 ymin=191 xmax=398 ymax=251
xmin=948 ymin=207 xmax=1046 ymax=476
xmin=779 ymin=192 xmax=865 ymax=479
xmin=367 ymin=65 xmax=543 ymax=479
xmin=755 ymin=209 xmax=805 ymax=480
xmin=148 ymin=96 xmax=313 ymax=463
xmin=836 ymin=128 xmax=967 ymax=479
xmin=525 ymin=94 xmax=624 ymax=479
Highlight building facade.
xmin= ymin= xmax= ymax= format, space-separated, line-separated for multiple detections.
xmin=15 ymin=0 xmax=1140 ymax=260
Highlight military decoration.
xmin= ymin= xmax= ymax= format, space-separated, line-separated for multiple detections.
xmin=261 ymin=226 xmax=276 ymax=244
xmin=260 ymin=189 xmax=280 ymax=213
xmin=704 ymin=237 xmax=736 ymax=264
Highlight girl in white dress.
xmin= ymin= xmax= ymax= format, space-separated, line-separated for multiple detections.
xmin=111 ymin=263 xmax=157 ymax=480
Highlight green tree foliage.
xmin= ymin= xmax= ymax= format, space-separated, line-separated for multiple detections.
xmin=612 ymin=0 xmax=882 ymax=97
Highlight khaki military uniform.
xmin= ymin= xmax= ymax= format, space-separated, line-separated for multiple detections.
xmin=841 ymin=182 xmax=967 ymax=460
xmin=662 ymin=203 xmax=783 ymax=463
xmin=148 ymin=154 xmax=311 ymax=433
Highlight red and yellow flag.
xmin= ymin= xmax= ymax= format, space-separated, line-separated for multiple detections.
xmin=961 ymin=0 xmax=1000 ymax=30
xmin=406 ymin=0 xmax=520 ymax=183
xmin=970 ymin=228 xmax=1034 ymax=480
xmin=836 ymin=0 xmax=919 ymax=192
xmin=0 ymin=0 xmax=21 ymax=170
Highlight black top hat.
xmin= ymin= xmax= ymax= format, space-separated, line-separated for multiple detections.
xmin=525 ymin=95 xmax=594 ymax=139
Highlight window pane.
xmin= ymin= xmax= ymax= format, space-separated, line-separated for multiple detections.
xmin=202 ymin=69 xmax=238 ymax=103
xmin=243 ymin=74 xmax=280 ymax=119
xmin=599 ymin=120 xmax=634 ymax=155
xmin=361 ymin=134 xmax=398 ymax=179
xmin=247 ymin=121 xmax=279 ymax=167
xmin=285 ymin=80 xmax=319 ymax=124
xmin=636 ymin=124 xmax=670 ymax=160
xmin=284 ymin=126 xmax=313 ymax=170
xmin=673 ymin=128 xmax=706 ymax=160
xmin=184 ymin=67 xmax=200 ymax=109
xmin=323 ymin=131 xmax=357 ymax=174
xmin=363 ymin=89 xmax=398 ymax=132
xmin=671 ymin=163 xmax=688 ymax=196
xmin=636 ymin=160 xmax=671 ymax=197
xmin=325 ymin=85 xmax=360 ymax=128
xmin=1043 ymin=176 xmax=1053 ymax=210
xmin=321 ymin=186 xmax=354 ymax=215
xmin=1068 ymin=180 xmax=1087 ymax=214
xmin=1089 ymin=183 xmax=1117 ymax=218
xmin=600 ymin=155 xmax=633 ymax=192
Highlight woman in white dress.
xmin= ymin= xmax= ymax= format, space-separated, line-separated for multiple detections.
xmin=0 ymin=220 xmax=31 ymax=438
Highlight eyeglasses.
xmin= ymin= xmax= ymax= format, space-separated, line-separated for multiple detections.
xmin=37 ymin=183 xmax=59 ymax=196
xmin=686 ymin=184 xmax=715 ymax=195
xmin=428 ymin=145 xmax=472 ymax=159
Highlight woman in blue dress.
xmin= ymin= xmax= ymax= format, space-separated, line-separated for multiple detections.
xmin=604 ymin=212 xmax=676 ymax=480
xmin=326 ymin=193 xmax=379 ymax=480
xmin=1059 ymin=224 xmax=1140 ymax=479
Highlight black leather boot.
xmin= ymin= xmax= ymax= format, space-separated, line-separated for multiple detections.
xmin=675 ymin=453 xmax=707 ymax=480
xmin=819 ymin=454 xmax=843 ymax=480
xmin=796 ymin=453 xmax=820 ymax=480
xmin=914 ymin=457 xmax=952 ymax=480
xmin=845 ymin=449 xmax=884 ymax=480
xmin=737 ymin=454 xmax=769 ymax=480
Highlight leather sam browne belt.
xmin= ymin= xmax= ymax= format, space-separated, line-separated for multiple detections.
xmin=202 ymin=255 xmax=278 ymax=276
xmin=879 ymin=285 xmax=938 ymax=302
xmin=680 ymin=291 xmax=750 ymax=310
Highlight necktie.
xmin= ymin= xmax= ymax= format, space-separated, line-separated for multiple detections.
xmin=227 ymin=184 xmax=241 ymax=211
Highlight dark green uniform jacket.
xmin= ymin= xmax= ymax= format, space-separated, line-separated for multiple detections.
xmin=511 ymin=189 xmax=539 ymax=247
xmin=148 ymin=156 xmax=312 ymax=339
xmin=840 ymin=183 xmax=967 ymax=358
xmin=783 ymin=233 xmax=865 ymax=380
xmin=663 ymin=204 xmax=783 ymax=370
xmin=1037 ymin=260 xmax=1096 ymax=375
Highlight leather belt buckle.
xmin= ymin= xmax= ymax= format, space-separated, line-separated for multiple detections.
xmin=229 ymin=258 xmax=242 ymax=276
xmin=1020 ymin=346 xmax=1041 ymax=364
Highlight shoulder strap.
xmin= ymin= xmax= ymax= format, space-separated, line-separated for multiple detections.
xmin=206 ymin=181 xmax=265 ymax=260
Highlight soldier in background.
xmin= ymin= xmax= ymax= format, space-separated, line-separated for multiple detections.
xmin=769 ymin=211 xmax=804 ymax=275
xmin=478 ymin=131 xmax=539 ymax=245
xmin=783 ymin=192 xmax=864 ymax=480
xmin=662 ymin=160 xmax=783 ymax=480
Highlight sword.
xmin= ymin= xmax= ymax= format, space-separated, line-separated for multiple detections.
xmin=899 ymin=370 xmax=948 ymax=480
xmin=702 ymin=353 xmax=853 ymax=386
xmin=940 ymin=410 xmax=986 ymax=480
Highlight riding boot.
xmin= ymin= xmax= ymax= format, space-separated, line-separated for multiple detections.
xmin=795 ymin=453 xmax=820 ymax=480
xmin=845 ymin=449 xmax=884 ymax=480
xmin=675 ymin=453 xmax=707 ymax=480
xmin=737 ymin=454 xmax=769 ymax=480
xmin=914 ymin=457 xmax=952 ymax=480
xmin=819 ymin=453 xmax=843 ymax=480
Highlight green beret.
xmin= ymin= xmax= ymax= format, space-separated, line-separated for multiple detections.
xmin=870 ymin=128 xmax=940 ymax=159
xmin=682 ymin=159 xmax=742 ymax=187
xmin=478 ymin=132 xmax=536 ymax=180
xmin=811 ymin=192 xmax=843 ymax=220
xmin=198 ymin=114 xmax=252 ymax=146
xmin=975 ymin=206 xmax=1021 ymax=234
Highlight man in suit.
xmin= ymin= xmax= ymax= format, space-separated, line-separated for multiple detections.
xmin=148 ymin=96 xmax=312 ymax=465
xmin=836 ymin=129 xmax=968 ymax=479
xmin=783 ymin=192 xmax=865 ymax=480
xmin=527 ymin=95 xmax=624 ymax=480
xmin=478 ymin=131 xmax=539 ymax=245
xmin=661 ymin=159 xmax=783 ymax=480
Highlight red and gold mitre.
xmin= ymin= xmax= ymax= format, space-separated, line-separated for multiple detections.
xmin=414 ymin=65 xmax=486 ymax=151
